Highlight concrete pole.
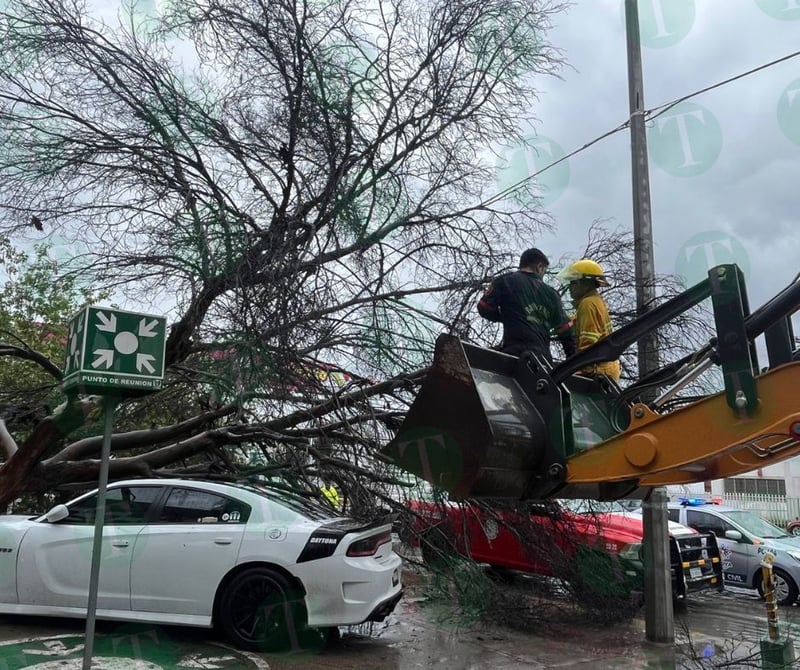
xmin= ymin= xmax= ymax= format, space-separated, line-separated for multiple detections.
xmin=642 ymin=488 xmax=674 ymax=643
xmin=624 ymin=0 xmax=672 ymax=643
xmin=625 ymin=0 xmax=659 ymax=374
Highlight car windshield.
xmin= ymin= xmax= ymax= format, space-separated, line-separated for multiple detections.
xmin=558 ymin=499 xmax=632 ymax=515
xmin=724 ymin=510 xmax=789 ymax=539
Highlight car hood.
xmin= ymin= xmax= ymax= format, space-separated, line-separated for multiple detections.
xmin=757 ymin=535 xmax=800 ymax=552
xmin=600 ymin=513 xmax=696 ymax=539
xmin=0 ymin=515 xmax=37 ymax=523
xmin=0 ymin=515 xmax=38 ymax=549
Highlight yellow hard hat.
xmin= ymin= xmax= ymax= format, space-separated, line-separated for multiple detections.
xmin=556 ymin=259 xmax=610 ymax=287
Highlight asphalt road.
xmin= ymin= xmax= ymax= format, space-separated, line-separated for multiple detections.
xmin=0 ymin=585 xmax=794 ymax=669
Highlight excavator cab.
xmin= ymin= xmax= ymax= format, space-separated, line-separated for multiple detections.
xmin=383 ymin=264 xmax=800 ymax=501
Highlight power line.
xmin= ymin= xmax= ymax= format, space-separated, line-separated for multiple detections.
xmin=483 ymin=121 xmax=629 ymax=207
xmin=483 ymin=48 xmax=800 ymax=208
xmin=647 ymin=48 xmax=800 ymax=122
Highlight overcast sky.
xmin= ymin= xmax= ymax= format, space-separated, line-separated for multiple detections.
xmin=503 ymin=0 xmax=799 ymax=329
xmin=504 ymin=0 xmax=800 ymax=485
xmin=14 ymin=0 xmax=798 ymax=353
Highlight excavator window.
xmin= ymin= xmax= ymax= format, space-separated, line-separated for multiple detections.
xmin=564 ymin=375 xmax=627 ymax=453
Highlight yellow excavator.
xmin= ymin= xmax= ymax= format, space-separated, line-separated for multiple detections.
xmin=382 ymin=264 xmax=800 ymax=500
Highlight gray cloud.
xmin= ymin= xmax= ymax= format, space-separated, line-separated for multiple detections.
xmin=519 ymin=0 xmax=799 ymax=313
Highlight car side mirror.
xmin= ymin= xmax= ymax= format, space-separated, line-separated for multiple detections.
xmin=543 ymin=502 xmax=562 ymax=520
xmin=45 ymin=504 xmax=69 ymax=523
xmin=724 ymin=529 xmax=742 ymax=541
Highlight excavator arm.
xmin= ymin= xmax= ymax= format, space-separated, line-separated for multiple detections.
xmin=382 ymin=264 xmax=800 ymax=500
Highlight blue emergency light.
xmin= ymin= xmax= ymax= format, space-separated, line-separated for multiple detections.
xmin=677 ymin=497 xmax=708 ymax=506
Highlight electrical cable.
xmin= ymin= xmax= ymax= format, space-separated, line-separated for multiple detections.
xmin=483 ymin=121 xmax=629 ymax=207
xmin=646 ymin=49 xmax=800 ymax=122
xmin=482 ymin=49 xmax=800 ymax=207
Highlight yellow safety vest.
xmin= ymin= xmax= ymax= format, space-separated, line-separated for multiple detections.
xmin=321 ymin=485 xmax=340 ymax=509
xmin=573 ymin=291 xmax=621 ymax=381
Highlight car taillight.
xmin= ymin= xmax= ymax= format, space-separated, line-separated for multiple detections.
xmin=347 ymin=530 xmax=392 ymax=557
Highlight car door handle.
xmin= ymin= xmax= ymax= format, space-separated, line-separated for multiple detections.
xmin=214 ymin=538 xmax=232 ymax=545
xmin=111 ymin=540 xmax=130 ymax=548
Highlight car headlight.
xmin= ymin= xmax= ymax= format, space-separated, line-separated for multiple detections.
xmin=618 ymin=542 xmax=643 ymax=562
xmin=786 ymin=550 xmax=800 ymax=563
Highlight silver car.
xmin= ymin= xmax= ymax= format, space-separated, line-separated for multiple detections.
xmin=669 ymin=500 xmax=800 ymax=605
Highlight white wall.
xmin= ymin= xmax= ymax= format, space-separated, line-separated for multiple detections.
xmin=690 ymin=456 xmax=800 ymax=499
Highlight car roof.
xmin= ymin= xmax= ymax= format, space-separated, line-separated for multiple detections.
xmin=105 ymin=478 xmax=242 ymax=494
xmin=108 ymin=478 xmax=277 ymax=492
xmin=668 ymin=503 xmax=745 ymax=513
xmin=106 ymin=478 xmax=313 ymax=500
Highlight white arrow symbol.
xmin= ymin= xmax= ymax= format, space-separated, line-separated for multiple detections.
xmin=23 ymin=640 xmax=85 ymax=656
xmin=177 ymin=655 xmax=237 ymax=668
xmin=136 ymin=353 xmax=156 ymax=373
xmin=92 ymin=349 xmax=114 ymax=369
xmin=96 ymin=311 xmax=117 ymax=332
xmin=139 ymin=318 xmax=159 ymax=338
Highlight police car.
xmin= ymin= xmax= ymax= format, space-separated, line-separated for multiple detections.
xmin=0 ymin=479 xmax=402 ymax=650
xmin=669 ymin=498 xmax=800 ymax=605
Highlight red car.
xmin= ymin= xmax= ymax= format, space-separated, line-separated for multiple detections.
xmin=403 ymin=499 xmax=722 ymax=603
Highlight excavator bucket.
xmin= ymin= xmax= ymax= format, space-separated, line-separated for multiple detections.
xmin=382 ymin=335 xmax=548 ymax=499
xmin=383 ymin=264 xmax=800 ymax=501
xmin=382 ymin=335 xmax=626 ymax=499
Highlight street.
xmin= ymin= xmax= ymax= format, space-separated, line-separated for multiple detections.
xmin=0 ymin=583 xmax=795 ymax=669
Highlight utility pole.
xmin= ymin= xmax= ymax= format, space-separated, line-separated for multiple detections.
xmin=624 ymin=0 xmax=672 ymax=644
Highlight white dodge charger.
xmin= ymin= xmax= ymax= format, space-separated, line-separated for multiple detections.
xmin=0 ymin=479 xmax=403 ymax=651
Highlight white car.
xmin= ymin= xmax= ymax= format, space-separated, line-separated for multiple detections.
xmin=0 ymin=479 xmax=403 ymax=650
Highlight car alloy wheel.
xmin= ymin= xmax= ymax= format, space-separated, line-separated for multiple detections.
xmin=791 ymin=526 xmax=800 ymax=537
xmin=218 ymin=567 xmax=306 ymax=652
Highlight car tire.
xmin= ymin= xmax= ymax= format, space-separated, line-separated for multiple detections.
xmin=218 ymin=567 xmax=307 ymax=652
xmin=486 ymin=567 xmax=517 ymax=584
xmin=757 ymin=568 xmax=799 ymax=607
xmin=790 ymin=525 xmax=800 ymax=537
xmin=324 ymin=626 xmax=341 ymax=645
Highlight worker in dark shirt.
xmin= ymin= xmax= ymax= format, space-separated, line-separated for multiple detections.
xmin=478 ymin=248 xmax=576 ymax=363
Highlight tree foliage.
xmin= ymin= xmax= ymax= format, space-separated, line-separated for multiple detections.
xmin=0 ymin=0 xmax=568 ymax=508
xmin=0 ymin=0 xmax=724 ymax=517
xmin=0 ymin=238 xmax=107 ymax=429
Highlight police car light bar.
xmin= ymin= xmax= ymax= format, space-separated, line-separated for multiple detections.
xmin=678 ymin=497 xmax=708 ymax=507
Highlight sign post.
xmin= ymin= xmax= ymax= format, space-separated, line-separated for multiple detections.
xmin=81 ymin=394 xmax=117 ymax=670
xmin=61 ymin=306 xmax=167 ymax=670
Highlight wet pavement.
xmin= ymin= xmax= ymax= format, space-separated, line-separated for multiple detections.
xmin=1 ymin=582 xmax=798 ymax=669
xmin=259 ymin=590 xmax=767 ymax=670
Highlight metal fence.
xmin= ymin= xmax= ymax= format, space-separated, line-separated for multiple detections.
xmin=707 ymin=493 xmax=800 ymax=528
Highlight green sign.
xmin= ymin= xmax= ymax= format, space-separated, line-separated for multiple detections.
xmin=63 ymin=306 xmax=167 ymax=395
